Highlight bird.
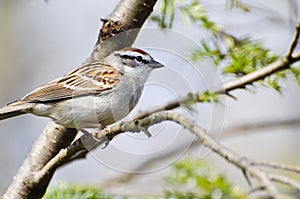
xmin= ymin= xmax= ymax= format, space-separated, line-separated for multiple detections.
xmin=0 ymin=47 xmax=164 ymax=129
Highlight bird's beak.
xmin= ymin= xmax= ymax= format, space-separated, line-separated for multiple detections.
xmin=149 ymin=60 xmax=164 ymax=69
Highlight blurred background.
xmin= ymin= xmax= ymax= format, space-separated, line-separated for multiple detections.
xmin=0 ymin=0 xmax=300 ymax=196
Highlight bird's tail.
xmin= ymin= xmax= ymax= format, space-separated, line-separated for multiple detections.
xmin=0 ymin=101 xmax=34 ymax=120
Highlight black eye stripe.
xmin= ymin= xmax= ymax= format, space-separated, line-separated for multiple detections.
xmin=120 ymin=55 xmax=134 ymax=60
xmin=120 ymin=55 xmax=150 ymax=64
xmin=142 ymin=59 xmax=149 ymax=64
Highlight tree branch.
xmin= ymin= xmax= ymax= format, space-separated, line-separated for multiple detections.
xmin=223 ymin=117 xmax=300 ymax=137
xmin=99 ymin=115 xmax=300 ymax=188
xmin=251 ymin=160 xmax=300 ymax=174
xmin=44 ymin=111 xmax=295 ymax=198
xmin=2 ymin=122 xmax=77 ymax=199
xmin=87 ymin=0 xmax=158 ymax=61
xmin=269 ymin=174 xmax=300 ymax=192
xmin=286 ymin=22 xmax=300 ymax=59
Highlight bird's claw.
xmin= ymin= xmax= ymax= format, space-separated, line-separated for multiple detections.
xmin=101 ymin=139 xmax=110 ymax=149
xmin=80 ymin=129 xmax=90 ymax=136
xmin=141 ymin=127 xmax=152 ymax=137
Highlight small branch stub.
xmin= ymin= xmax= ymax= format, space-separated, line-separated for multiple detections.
xmin=99 ymin=19 xmax=122 ymax=42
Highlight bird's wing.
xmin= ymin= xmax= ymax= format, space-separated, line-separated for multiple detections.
xmin=21 ymin=61 xmax=122 ymax=103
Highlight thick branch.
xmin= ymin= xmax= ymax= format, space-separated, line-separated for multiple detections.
xmin=2 ymin=122 xmax=77 ymax=199
xmin=88 ymin=0 xmax=158 ymax=60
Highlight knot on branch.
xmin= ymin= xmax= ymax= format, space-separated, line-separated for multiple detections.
xmin=99 ymin=19 xmax=122 ymax=41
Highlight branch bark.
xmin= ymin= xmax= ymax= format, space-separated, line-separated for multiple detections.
xmin=2 ymin=0 xmax=158 ymax=199
xmin=222 ymin=117 xmax=300 ymax=138
xmin=39 ymin=111 xmax=289 ymax=198
xmin=2 ymin=122 xmax=77 ymax=199
xmin=87 ymin=0 xmax=158 ymax=61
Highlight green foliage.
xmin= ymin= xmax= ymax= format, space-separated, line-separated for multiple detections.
xmin=199 ymin=91 xmax=220 ymax=103
xmin=43 ymin=159 xmax=251 ymax=199
xmin=224 ymin=38 xmax=279 ymax=75
xmin=194 ymin=32 xmax=294 ymax=92
xmin=191 ymin=40 xmax=226 ymax=66
xmin=152 ymin=0 xmax=294 ymax=92
xmin=43 ymin=183 xmax=111 ymax=199
xmin=192 ymin=35 xmax=279 ymax=76
xmin=179 ymin=1 xmax=221 ymax=33
xmin=151 ymin=0 xmax=221 ymax=33
xmin=151 ymin=0 xmax=175 ymax=28
xmin=264 ymin=75 xmax=282 ymax=92
xmin=266 ymin=64 xmax=300 ymax=92
xmin=43 ymin=160 xmax=250 ymax=199
xmin=184 ymin=91 xmax=220 ymax=105
xmin=290 ymin=65 xmax=300 ymax=85
xmin=165 ymin=158 xmax=251 ymax=199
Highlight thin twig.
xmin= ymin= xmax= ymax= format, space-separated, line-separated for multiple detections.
xmin=251 ymin=160 xmax=300 ymax=174
xmin=269 ymin=174 xmax=300 ymax=192
xmin=286 ymin=22 xmax=300 ymax=59
xmin=223 ymin=117 xmax=300 ymax=138
xmin=248 ymin=185 xmax=266 ymax=195
xmin=242 ymin=168 xmax=252 ymax=186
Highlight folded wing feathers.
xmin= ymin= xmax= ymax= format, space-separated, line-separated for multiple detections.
xmin=21 ymin=62 xmax=122 ymax=103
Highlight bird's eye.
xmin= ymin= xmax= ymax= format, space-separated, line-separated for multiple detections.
xmin=135 ymin=56 xmax=143 ymax=62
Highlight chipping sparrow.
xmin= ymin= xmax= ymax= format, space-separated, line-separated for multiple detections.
xmin=0 ymin=47 xmax=164 ymax=129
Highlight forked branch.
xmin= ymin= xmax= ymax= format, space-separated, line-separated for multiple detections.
xmin=40 ymin=111 xmax=300 ymax=198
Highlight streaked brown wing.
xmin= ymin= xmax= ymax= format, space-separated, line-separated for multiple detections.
xmin=21 ymin=61 xmax=122 ymax=103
